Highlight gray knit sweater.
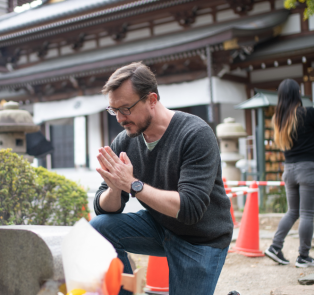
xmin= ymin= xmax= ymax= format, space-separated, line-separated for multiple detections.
xmin=94 ymin=111 xmax=233 ymax=249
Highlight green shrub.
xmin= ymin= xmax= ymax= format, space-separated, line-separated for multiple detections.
xmin=0 ymin=148 xmax=89 ymax=225
xmin=265 ymin=186 xmax=287 ymax=213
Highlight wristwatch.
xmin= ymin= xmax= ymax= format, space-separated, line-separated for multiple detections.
xmin=130 ymin=180 xmax=144 ymax=198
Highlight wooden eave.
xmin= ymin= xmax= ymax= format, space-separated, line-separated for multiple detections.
xmin=230 ymin=33 xmax=314 ymax=70
xmin=0 ymin=0 xmax=215 ymax=48
xmin=0 ymin=9 xmax=289 ymax=89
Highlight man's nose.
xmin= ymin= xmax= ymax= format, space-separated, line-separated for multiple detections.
xmin=116 ymin=111 xmax=127 ymax=123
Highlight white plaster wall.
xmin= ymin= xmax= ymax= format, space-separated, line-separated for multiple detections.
xmin=192 ymin=14 xmax=213 ymax=27
xmin=74 ymin=116 xmax=86 ymax=166
xmin=0 ymin=0 xmax=7 ymax=16
xmin=250 ymin=64 xmax=303 ymax=83
xmin=154 ymin=21 xmax=182 ymax=35
xmin=45 ymin=48 xmax=58 ymax=59
xmin=99 ymin=36 xmax=116 ymax=47
xmin=61 ymin=45 xmax=74 ymax=55
xmin=275 ymin=0 xmax=284 ymax=9
xmin=81 ymin=40 xmax=97 ymax=51
xmin=212 ymin=77 xmax=247 ymax=104
xmin=17 ymin=55 xmax=28 ymax=65
xmin=230 ymin=68 xmax=247 ymax=77
xmin=248 ymin=1 xmax=271 ymax=15
xmin=88 ymin=112 xmax=102 ymax=170
xmin=281 ymin=13 xmax=301 ymax=35
xmin=125 ymin=28 xmax=150 ymax=41
xmin=216 ymin=9 xmax=239 ymax=22
xmin=309 ymin=14 xmax=314 ymax=31
xmin=29 ymin=52 xmax=39 ymax=62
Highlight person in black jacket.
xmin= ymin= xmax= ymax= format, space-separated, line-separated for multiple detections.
xmin=90 ymin=62 xmax=233 ymax=295
xmin=265 ymin=78 xmax=314 ymax=268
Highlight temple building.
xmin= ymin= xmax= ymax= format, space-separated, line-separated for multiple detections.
xmin=0 ymin=0 xmax=313 ymax=174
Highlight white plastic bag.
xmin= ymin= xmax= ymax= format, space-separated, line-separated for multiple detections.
xmin=62 ymin=218 xmax=117 ymax=292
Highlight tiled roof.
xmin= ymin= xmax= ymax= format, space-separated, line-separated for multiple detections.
xmin=0 ymin=9 xmax=290 ymax=88
xmin=0 ymin=0 xmax=158 ymax=38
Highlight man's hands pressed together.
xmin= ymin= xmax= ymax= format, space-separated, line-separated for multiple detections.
xmin=96 ymin=146 xmax=180 ymax=218
xmin=96 ymin=146 xmax=136 ymax=193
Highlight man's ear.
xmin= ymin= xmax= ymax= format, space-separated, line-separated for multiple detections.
xmin=149 ymin=93 xmax=158 ymax=108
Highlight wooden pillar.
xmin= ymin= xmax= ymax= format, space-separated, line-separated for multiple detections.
xmin=303 ymin=62 xmax=312 ymax=96
xmin=300 ymin=11 xmax=309 ymax=32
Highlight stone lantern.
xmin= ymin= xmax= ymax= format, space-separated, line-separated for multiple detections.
xmin=0 ymin=101 xmax=39 ymax=162
xmin=216 ymin=117 xmax=247 ymax=181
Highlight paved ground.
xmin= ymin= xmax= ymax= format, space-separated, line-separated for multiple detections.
xmin=54 ymin=169 xmax=314 ymax=294
xmin=130 ymin=215 xmax=314 ymax=295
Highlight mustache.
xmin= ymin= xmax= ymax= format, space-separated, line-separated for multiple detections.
xmin=120 ymin=121 xmax=134 ymax=127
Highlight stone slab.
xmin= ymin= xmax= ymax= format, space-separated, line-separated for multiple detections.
xmin=0 ymin=225 xmax=71 ymax=295
xmin=270 ymin=285 xmax=314 ymax=295
xmin=299 ymin=273 xmax=314 ymax=286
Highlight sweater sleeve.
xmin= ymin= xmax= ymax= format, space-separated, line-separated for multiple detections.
xmin=177 ymin=126 xmax=220 ymax=225
xmin=93 ymin=181 xmax=130 ymax=215
xmin=93 ymin=136 xmax=130 ymax=215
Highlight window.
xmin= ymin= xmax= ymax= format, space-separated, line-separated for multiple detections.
xmin=16 ymin=139 xmax=23 ymax=146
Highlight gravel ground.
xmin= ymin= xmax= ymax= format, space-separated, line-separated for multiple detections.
xmin=129 ymin=214 xmax=314 ymax=295
xmin=215 ymin=236 xmax=314 ymax=295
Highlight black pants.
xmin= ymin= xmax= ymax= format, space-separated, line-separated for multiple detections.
xmin=271 ymin=162 xmax=314 ymax=257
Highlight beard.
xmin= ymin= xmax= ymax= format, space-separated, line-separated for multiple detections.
xmin=120 ymin=114 xmax=152 ymax=138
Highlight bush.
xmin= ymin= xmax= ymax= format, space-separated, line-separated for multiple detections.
xmin=265 ymin=186 xmax=287 ymax=213
xmin=0 ymin=148 xmax=90 ymax=225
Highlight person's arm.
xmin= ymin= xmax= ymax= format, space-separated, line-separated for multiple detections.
xmin=98 ymin=187 xmax=122 ymax=212
xmin=94 ymin=142 xmax=129 ymax=215
xmin=134 ymin=185 xmax=180 ymax=218
xmin=176 ymin=126 xmax=220 ymax=225
xmin=96 ymin=146 xmax=180 ymax=218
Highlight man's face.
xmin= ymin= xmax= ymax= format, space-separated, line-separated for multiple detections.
xmin=108 ymin=79 xmax=152 ymax=138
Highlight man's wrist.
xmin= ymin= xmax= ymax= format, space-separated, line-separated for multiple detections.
xmin=108 ymin=186 xmax=121 ymax=195
xmin=130 ymin=179 xmax=144 ymax=197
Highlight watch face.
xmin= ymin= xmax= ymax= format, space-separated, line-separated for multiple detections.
xmin=132 ymin=181 xmax=143 ymax=192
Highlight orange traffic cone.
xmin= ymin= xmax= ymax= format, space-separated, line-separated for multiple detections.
xmin=223 ymin=179 xmax=239 ymax=228
xmin=229 ymin=201 xmax=239 ymax=228
xmin=229 ymin=182 xmax=264 ymax=257
xmin=146 ymin=256 xmax=169 ymax=293
xmin=82 ymin=205 xmax=92 ymax=221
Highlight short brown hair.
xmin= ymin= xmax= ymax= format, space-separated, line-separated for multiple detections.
xmin=102 ymin=62 xmax=160 ymax=100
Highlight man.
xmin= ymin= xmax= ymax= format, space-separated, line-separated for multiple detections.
xmin=90 ymin=62 xmax=233 ymax=295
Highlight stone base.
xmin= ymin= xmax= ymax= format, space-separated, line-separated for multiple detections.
xmin=0 ymin=225 xmax=71 ymax=295
xmin=270 ymin=285 xmax=314 ymax=295
xmin=299 ymin=273 xmax=314 ymax=285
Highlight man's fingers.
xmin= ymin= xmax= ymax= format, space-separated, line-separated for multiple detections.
xmin=97 ymin=154 xmax=108 ymax=170
xmin=97 ymin=153 xmax=113 ymax=171
xmin=99 ymin=147 xmax=117 ymax=166
xmin=96 ymin=168 xmax=114 ymax=184
xmin=121 ymin=152 xmax=131 ymax=165
xmin=104 ymin=146 xmax=121 ymax=163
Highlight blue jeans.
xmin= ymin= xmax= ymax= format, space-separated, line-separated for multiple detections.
xmin=90 ymin=210 xmax=228 ymax=295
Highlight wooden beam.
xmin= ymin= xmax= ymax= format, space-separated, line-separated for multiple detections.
xmin=248 ymin=77 xmax=303 ymax=90
xmin=221 ymin=73 xmax=249 ymax=84
xmin=156 ymin=70 xmax=207 ymax=84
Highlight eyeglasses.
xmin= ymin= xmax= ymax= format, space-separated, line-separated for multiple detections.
xmin=106 ymin=94 xmax=148 ymax=116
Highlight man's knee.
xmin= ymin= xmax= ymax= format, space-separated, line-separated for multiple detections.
xmin=89 ymin=214 xmax=115 ymax=237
